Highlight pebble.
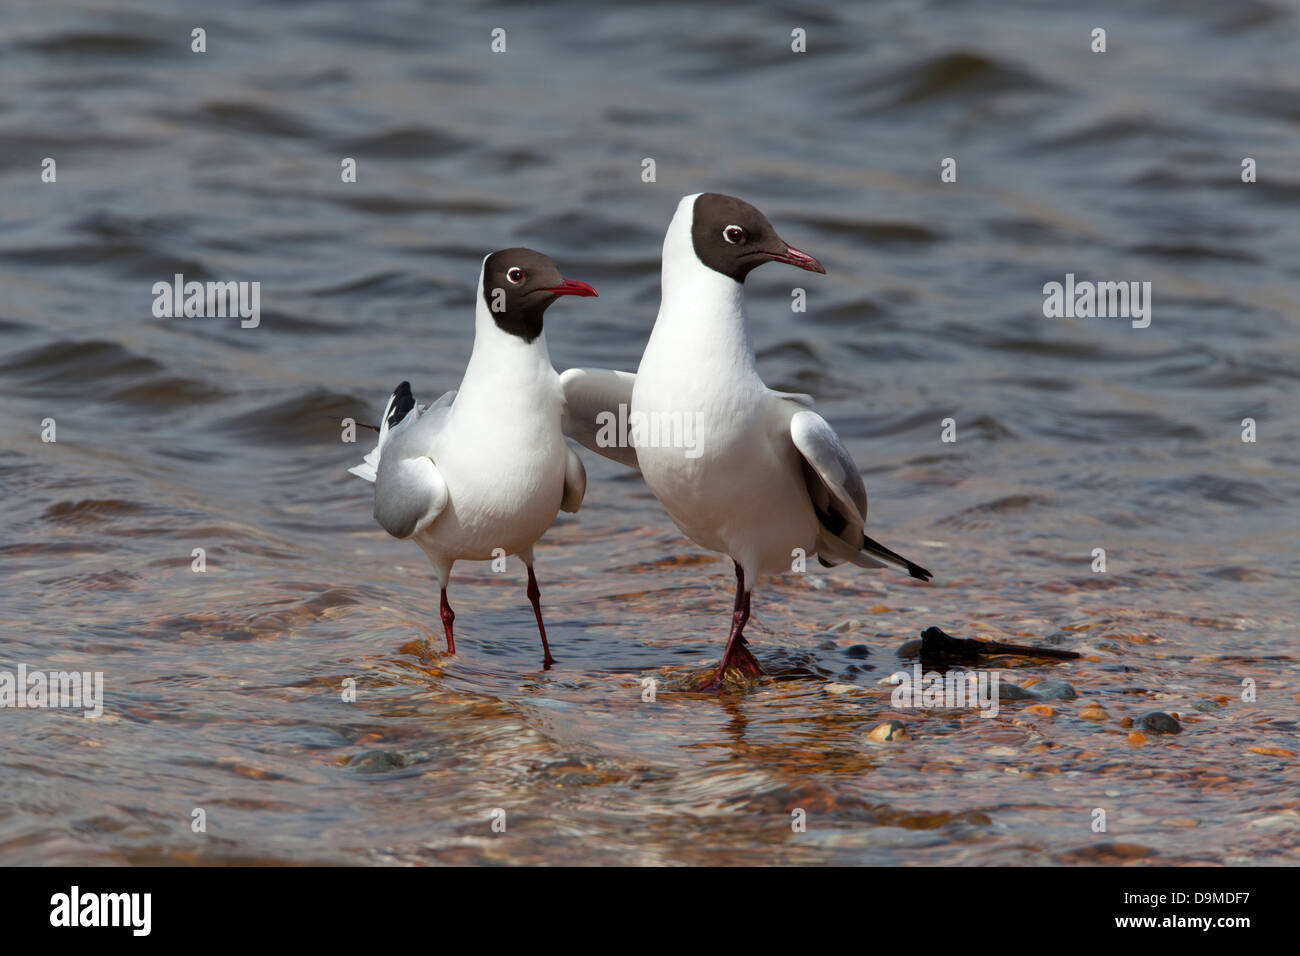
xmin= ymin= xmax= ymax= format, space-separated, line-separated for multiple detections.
xmin=1028 ymin=680 xmax=1077 ymax=701
xmin=1247 ymin=746 xmax=1295 ymax=758
xmin=348 ymin=750 xmax=406 ymax=773
xmin=1119 ymin=717 xmax=1134 ymax=728
xmin=831 ymin=619 xmax=864 ymax=633
xmin=1136 ymin=711 xmax=1182 ymax=734
xmin=1127 ymin=731 xmax=1148 ymax=746
xmin=843 ymin=644 xmax=871 ymax=658
xmin=896 ymin=639 xmax=922 ymax=657
xmin=867 ymin=720 xmax=910 ymax=742
xmin=824 ymin=682 xmax=858 ymax=695
xmin=1079 ymin=706 xmax=1108 ymax=721
xmin=997 ymin=682 xmax=1037 ymax=701
xmin=1024 ymin=704 xmax=1055 ymax=717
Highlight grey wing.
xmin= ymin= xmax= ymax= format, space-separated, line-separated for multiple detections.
xmin=373 ymin=454 xmax=448 ymax=539
xmin=371 ymin=393 xmax=454 ymax=539
xmin=559 ymin=367 xmax=640 ymax=470
xmin=789 ymin=409 xmax=869 ymax=554
xmin=789 ymin=409 xmax=934 ymax=581
xmin=560 ymin=442 xmax=587 ymax=513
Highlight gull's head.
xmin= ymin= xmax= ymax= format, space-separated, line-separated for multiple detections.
xmin=479 ymin=247 xmax=597 ymax=343
xmin=672 ymin=192 xmax=826 ymax=283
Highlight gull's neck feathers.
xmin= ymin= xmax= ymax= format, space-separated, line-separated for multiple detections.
xmin=459 ymin=259 xmax=556 ymax=401
xmin=650 ymin=194 xmax=756 ymax=372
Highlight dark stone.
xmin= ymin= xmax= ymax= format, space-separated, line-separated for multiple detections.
xmin=1136 ymin=711 xmax=1182 ymax=734
xmin=1029 ymin=680 xmax=1078 ymax=701
xmin=348 ymin=750 xmax=407 ymax=773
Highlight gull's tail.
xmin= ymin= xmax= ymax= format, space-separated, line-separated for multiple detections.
xmin=860 ymin=533 xmax=933 ymax=582
xmin=347 ymin=381 xmax=415 ymax=483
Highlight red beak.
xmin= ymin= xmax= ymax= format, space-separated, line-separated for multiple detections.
xmin=765 ymin=243 xmax=826 ymax=275
xmin=543 ymin=278 xmax=598 ymax=297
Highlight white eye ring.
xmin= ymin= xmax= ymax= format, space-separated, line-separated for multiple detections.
xmin=506 ymin=267 xmax=525 ymax=284
xmin=722 ymin=225 xmax=746 ymax=244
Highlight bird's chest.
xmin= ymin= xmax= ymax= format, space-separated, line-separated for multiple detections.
xmin=632 ymin=371 xmax=770 ymax=518
xmin=437 ymin=395 xmax=567 ymax=524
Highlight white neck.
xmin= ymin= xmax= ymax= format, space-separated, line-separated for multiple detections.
xmin=459 ymin=264 xmax=556 ymax=399
xmin=647 ymin=194 xmax=757 ymax=372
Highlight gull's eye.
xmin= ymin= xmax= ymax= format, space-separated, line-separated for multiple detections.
xmin=506 ymin=267 xmax=525 ymax=284
xmin=723 ymin=225 xmax=746 ymax=244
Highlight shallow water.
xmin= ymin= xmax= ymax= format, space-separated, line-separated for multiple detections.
xmin=1 ymin=0 xmax=1297 ymax=865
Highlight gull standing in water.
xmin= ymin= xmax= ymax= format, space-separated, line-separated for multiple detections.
xmin=561 ymin=194 xmax=932 ymax=689
xmin=350 ymin=249 xmax=597 ymax=669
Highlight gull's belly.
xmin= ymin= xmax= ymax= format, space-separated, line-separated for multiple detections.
xmin=635 ymin=412 xmax=819 ymax=574
xmin=419 ymin=417 xmax=566 ymax=561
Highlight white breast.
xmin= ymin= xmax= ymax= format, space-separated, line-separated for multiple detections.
xmin=632 ymin=210 xmax=819 ymax=575
xmin=415 ymin=308 xmax=568 ymax=564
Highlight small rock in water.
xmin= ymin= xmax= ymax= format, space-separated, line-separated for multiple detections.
xmin=1079 ymin=705 xmax=1108 ymax=721
xmin=997 ymin=682 xmax=1037 ymax=701
xmin=896 ymin=639 xmax=922 ymax=657
xmin=1247 ymin=746 xmax=1295 ymax=758
xmin=1024 ymin=704 xmax=1056 ymax=718
xmin=844 ymin=644 xmax=871 ymax=659
xmin=1136 ymin=711 xmax=1182 ymax=734
xmin=824 ymin=682 xmax=858 ymax=695
xmin=831 ymin=618 xmax=864 ymax=633
xmin=867 ymin=720 xmax=910 ymax=743
xmin=1127 ymin=731 xmax=1149 ymax=746
xmin=1029 ymin=680 xmax=1077 ymax=701
xmin=348 ymin=750 xmax=406 ymax=773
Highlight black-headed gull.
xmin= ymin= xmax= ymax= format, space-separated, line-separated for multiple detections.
xmin=562 ymin=194 xmax=932 ymax=689
xmin=350 ymin=249 xmax=597 ymax=668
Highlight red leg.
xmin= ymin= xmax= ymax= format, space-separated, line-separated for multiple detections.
xmin=700 ymin=564 xmax=762 ymax=689
xmin=526 ymin=565 xmax=555 ymax=669
xmin=439 ymin=587 xmax=456 ymax=654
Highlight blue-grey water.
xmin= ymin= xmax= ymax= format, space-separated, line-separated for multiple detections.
xmin=1 ymin=0 xmax=1297 ymax=865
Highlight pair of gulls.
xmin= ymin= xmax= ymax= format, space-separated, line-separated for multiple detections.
xmin=349 ymin=192 xmax=932 ymax=690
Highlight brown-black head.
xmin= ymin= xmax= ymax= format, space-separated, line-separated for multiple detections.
xmin=480 ymin=247 xmax=597 ymax=342
xmin=688 ymin=193 xmax=825 ymax=282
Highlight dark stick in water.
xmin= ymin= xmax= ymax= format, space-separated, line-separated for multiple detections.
xmin=918 ymin=626 xmax=1081 ymax=662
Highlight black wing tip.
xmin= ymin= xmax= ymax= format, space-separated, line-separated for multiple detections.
xmin=906 ymin=561 xmax=934 ymax=583
xmin=862 ymin=532 xmax=934 ymax=583
xmin=386 ymin=380 xmax=415 ymax=428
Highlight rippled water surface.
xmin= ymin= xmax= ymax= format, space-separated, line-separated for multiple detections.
xmin=2 ymin=0 xmax=1298 ymax=865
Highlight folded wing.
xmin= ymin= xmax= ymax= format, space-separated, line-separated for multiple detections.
xmin=789 ymin=408 xmax=932 ymax=581
xmin=350 ymin=381 xmax=454 ymax=539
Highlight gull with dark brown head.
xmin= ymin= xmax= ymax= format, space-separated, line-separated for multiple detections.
xmin=350 ymin=248 xmax=597 ymax=669
xmin=561 ymin=194 xmax=932 ymax=689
